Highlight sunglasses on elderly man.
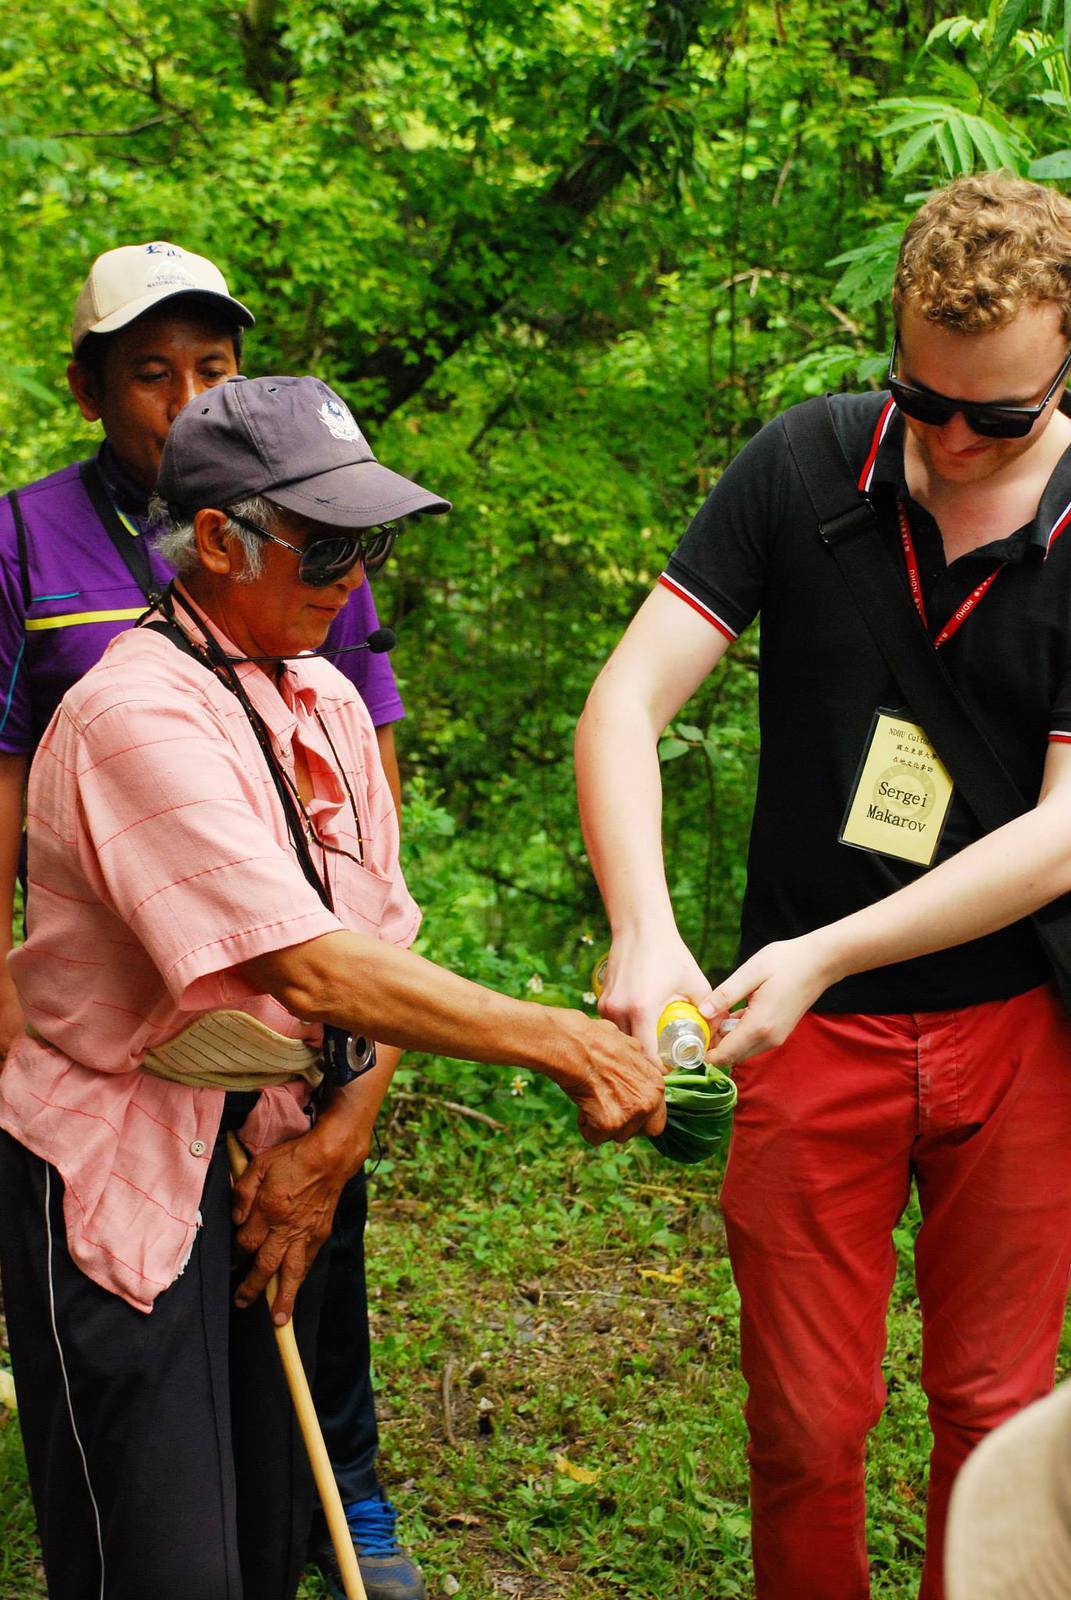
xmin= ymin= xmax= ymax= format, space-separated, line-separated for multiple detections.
xmin=225 ymin=510 xmax=399 ymax=584
xmin=887 ymin=333 xmax=1071 ymax=439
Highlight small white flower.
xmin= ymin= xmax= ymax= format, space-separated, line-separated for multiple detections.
xmin=583 ymin=991 xmax=597 ymax=1007
xmin=580 ymin=932 xmax=595 ymax=945
xmin=510 ymin=1075 xmax=527 ymax=1096
xmin=526 ymin=973 xmax=544 ymax=994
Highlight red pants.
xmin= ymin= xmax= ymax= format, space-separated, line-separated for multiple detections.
xmin=720 ymin=984 xmax=1071 ymax=1600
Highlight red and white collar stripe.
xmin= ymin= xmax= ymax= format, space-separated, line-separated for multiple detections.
xmin=658 ymin=574 xmax=738 ymax=641
xmin=858 ymin=397 xmax=897 ymax=494
xmin=872 ymin=397 xmax=1071 ymax=559
xmin=1046 ymin=497 xmax=1071 ymax=556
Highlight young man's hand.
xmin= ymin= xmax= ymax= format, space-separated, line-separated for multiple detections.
xmin=706 ymin=932 xmax=840 ymax=1068
xmin=596 ymin=928 xmax=716 ymax=1063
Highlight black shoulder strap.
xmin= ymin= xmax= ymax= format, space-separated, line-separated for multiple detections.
xmin=7 ymin=489 xmax=32 ymax=610
xmin=142 ymin=614 xmax=330 ymax=907
xmin=79 ymin=459 xmax=159 ymax=603
xmin=781 ymin=394 xmax=1071 ymax=1006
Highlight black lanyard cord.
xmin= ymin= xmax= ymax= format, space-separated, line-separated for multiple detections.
xmin=80 ymin=460 xmax=161 ymax=604
xmin=315 ymin=709 xmax=365 ymax=863
xmin=139 ymin=585 xmax=378 ymax=1087
xmin=145 ymin=587 xmax=335 ymax=910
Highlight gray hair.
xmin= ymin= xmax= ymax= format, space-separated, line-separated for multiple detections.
xmin=149 ymin=495 xmax=278 ymax=582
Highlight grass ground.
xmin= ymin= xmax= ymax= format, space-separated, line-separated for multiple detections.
xmin=2 ymin=1093 xmax=1058 ymax=1600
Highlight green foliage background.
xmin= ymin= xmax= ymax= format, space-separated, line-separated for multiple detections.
xmin=3 ymin=0 xmax=1071 ymax=1118
xmin=4 ymin=4 xmax=1071 ymax=1594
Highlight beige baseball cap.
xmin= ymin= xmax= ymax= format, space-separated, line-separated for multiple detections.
xmin=71 ymin=241 xmax=254 ymax=354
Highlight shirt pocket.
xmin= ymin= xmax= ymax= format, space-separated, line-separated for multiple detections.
xmin=331 ymin=853 xmax=393 ymax=937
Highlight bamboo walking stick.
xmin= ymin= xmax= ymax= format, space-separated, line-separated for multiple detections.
xmin=226 ymin=1130 xmax=367 ymax=1600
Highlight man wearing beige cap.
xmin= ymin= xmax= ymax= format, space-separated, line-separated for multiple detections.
xmin=0 ymin=244 xmax=425 ymax=1598
xmin=70 ymin=239 xmax=255 ymax=349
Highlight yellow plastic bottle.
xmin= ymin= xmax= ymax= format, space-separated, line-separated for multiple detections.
xmin=655 ymin=1000 xmax=711 ymax=1069
xmin=591 ymin=955 xmax=710 ymax=1068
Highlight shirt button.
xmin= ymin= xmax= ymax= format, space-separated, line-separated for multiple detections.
xmin=189 ymin=1139 xmax=207 ymax=1157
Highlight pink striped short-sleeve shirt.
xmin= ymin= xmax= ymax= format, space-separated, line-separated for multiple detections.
xmin=0 ymin=588 xmax=420 ymax=1310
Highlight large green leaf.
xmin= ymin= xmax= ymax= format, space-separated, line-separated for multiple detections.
xmin=1028 ymin=147 xmax=1071 ymax=175
xmin=924 ymin=16 xmax=985 ymax=51
xmin=878 ymin=96 xmax=1029 ymax=176
xmin=992 ymin=0 xmax=1034 ymax=63
xmin=892 ymin=123 xmax=943 ymax=175
xmin=828 ymin=229 xmax=903 ymax=312
xmin=6 ymin=368 xmax=62 ymax=407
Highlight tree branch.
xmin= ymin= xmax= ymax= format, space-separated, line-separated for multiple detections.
xmin=338 ymin=0 xmax=723 ymax=420
xmin=390 ymin=1090 xmax=507 ymax=1132
xmin=239 ymin=0 xmax=296 ymax=103
xmin=54 ymin=114 xmax=180 ymax=139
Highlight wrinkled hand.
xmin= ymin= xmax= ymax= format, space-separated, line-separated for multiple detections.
xmin=556 ymin=1013 xmax=667 ymax=1145
xmin=597 ymin=929 xmax=715 ymax=1062
xmin=706 ymin=933 xmax=836 ymax=1069
xmin=231 ymin=1133 xmax=355 ymax=1325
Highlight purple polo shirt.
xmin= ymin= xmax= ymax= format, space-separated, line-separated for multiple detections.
xmin=0 ymin=451 xmax=404 ymax=756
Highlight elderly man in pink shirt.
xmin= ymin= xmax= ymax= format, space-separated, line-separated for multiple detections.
xmin=0 ymin=374 xmax=666 ymax=1600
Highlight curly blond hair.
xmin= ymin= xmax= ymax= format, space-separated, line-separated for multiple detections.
xmin=893 ymin=172 xmax=1071 ymax=336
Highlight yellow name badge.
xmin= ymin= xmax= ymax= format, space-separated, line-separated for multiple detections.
xmin=839 ymin=710 xmax=954 ymax=867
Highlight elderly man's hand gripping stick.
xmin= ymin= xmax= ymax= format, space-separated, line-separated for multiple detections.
xmin=226 ymin=1130 xmax=369 ymax=1600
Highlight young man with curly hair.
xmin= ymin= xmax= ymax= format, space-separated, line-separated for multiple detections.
xmin=576 ymin=172 xmax=1071 ymax=1599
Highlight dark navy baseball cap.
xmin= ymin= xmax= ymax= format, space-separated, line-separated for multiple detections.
xmin=158 ymin=375 xmax=450 ymax=527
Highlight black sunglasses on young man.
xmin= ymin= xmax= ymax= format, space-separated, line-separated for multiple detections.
xmin=225 ymin=511 xmax=399 ymax=585
xmin=887 ymin=332 xmax=1071 ymax=439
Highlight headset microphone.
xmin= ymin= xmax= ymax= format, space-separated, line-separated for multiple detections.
xmin=319 ymin=626 xmax=396 ymax=658
xmin=148 ymin=587 xmax=398 ymax=664
xmin=207 ymin=626 xmax=399 ymax=665
xmin=363 ymin=626 xmax=396 ymax=654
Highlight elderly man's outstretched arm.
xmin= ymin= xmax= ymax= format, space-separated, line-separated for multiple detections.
xmin=241 ymin=930 xmax=666 ymax=1139
xmin=232 ymin=932 xmax=666 ymax=1321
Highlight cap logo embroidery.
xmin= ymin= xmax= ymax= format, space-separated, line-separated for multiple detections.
xmin=145 ymin=243 xmax=182 ymax=256
xmin=318 ymin=397 xmax=361 ymax=443
xmin=146 ymin=267 xmax=197 ymax=290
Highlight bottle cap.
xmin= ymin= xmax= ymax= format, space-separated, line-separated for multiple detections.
xmin=656 ymin=1000 xmax=711 ymax=1051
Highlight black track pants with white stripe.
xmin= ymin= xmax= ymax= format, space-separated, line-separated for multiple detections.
xmin=0 ymin=1120 xmax=328 ymax=1600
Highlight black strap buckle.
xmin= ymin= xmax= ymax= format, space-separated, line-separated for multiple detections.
xmin=817 ymin=497 xmax=878 ymax=547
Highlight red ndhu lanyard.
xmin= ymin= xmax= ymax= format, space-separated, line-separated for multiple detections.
xmin=896 ymin=498 xmax=1002 ymax=650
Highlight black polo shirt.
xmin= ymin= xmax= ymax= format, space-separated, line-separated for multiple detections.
xmin=663 ymin=391 xmax=1071 ymax=1013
